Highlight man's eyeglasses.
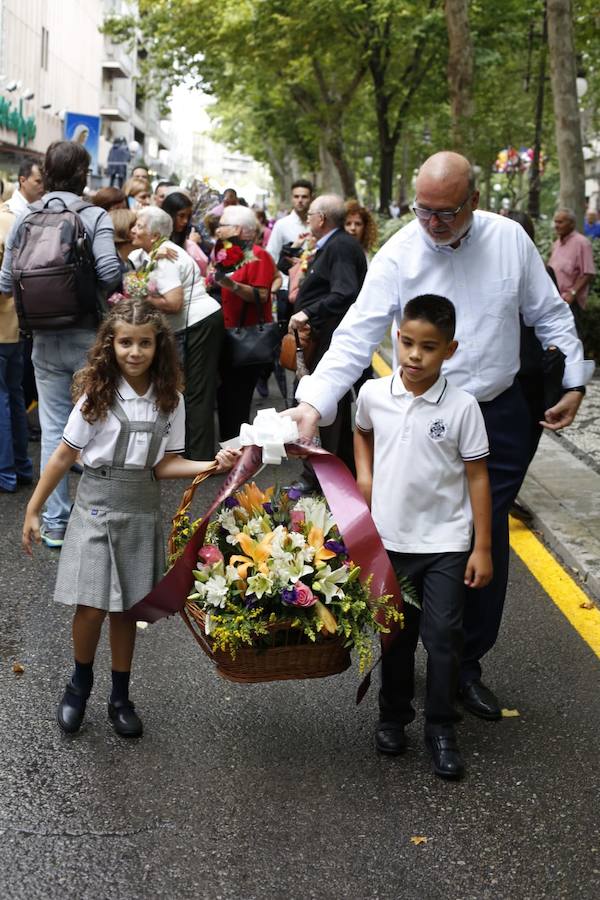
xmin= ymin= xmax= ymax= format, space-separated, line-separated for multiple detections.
xmin=412 ymin=193 xmax=472 ymax=223
xmin=307 ymin=210 xmax=323 ymax=219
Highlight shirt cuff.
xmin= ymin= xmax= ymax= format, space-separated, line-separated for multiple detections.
xmin=295 ymin=374 xmax=337 ymax=426
xmin=563 ymin=359 xmax=595 ymax=389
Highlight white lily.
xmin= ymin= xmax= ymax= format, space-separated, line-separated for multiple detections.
xmin=246 ymin=571 xmax=274 ymax=599
xmin=311 ymin=564 xmax=349 ymax=602
xmin=204 ymin=574 xmax=229 ymax=608
xmin=294 ymin=497 xmax=336 ymax=537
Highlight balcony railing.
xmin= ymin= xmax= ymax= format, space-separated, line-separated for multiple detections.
xmin=100 ymin=89 xmax=132 ymax=121
xmin=102 ymin=39 xmax=133 ymax=79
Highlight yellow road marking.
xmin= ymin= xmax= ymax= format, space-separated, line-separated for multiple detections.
xmin=372 ymin=351 xmax=391 ymax=378
xmin=509 ymin=516 xmax=600 ymax=660
xmin=371 ymin=348 xmax=600 ymax=658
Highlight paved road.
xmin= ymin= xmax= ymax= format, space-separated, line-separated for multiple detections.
xmin=1 ymin=387 xmax=599 ymax=900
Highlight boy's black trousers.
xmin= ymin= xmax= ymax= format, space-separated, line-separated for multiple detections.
xmin=379 ymin=550 xmax=469 ymax=737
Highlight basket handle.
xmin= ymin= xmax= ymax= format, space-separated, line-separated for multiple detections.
xmin=167 ymin=464 xmax=217 ymax=560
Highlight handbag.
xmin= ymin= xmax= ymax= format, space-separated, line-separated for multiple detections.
xmin=223 ymin=287 xmax=281 ymax=368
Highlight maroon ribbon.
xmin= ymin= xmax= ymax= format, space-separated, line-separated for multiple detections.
xmin=127 ymin=441 xmax=403 ymax=702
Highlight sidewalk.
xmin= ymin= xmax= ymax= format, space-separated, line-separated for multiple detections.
xmin=518 ymin=377 xmax=600 ymax=601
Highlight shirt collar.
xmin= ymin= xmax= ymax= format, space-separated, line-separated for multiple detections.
xmin=315 ymin=227 xmax=339 ymax=251
xmin=116 ymin=376 xmax=156 ymax=402
xmin=390 ymin=370 xmax=448 ymax=404
xmin=417 ymin=213 xmax=477 ymax=254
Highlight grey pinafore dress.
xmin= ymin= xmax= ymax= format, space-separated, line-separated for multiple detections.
xmin=54 ymin=401 xmax=169 ymax=612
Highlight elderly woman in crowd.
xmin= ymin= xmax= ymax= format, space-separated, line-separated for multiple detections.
xmin=161 ymin=190 xmax=208 ymax=275
xmin=129 ymin=206 xmax=224 ymax=459
xmin=344 ymin=200 xmax=378 ymax=259
xmin=213 ymin=204 xmax=276 ymax=439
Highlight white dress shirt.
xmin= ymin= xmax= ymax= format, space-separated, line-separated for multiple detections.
xmin=297 ymin=210 xmax=593 ymax=425
xmin=7 ymin=190 xmax=29 ymax=216
xmin=266 ymin=210 xmax=308 ymax=264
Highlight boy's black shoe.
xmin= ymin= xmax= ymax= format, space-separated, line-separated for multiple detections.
xmin=57 ymin=681 xmax=88 ymax=734
xmin=108 ymin=699 xmax=143 ymax=738
xmin=425 ymin=734 xmax=465 ymax=780
xmin=458 ymin=680 xmax=502 ymax=720
xmin=375 ymin=721 xmax=407 ymax=755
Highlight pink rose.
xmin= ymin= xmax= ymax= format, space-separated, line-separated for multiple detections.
xmin=198 ymin=545 xmax=224 ymax=567
xmin=290 ymin=510 xmax=305 ymax=533
xmin=293 ymin=581 xmax=316 ymax=607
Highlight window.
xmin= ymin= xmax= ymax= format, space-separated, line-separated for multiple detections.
xmin=41 ymin=27 xmax=49 ymax=71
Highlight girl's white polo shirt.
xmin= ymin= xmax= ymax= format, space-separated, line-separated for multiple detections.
xmin=62 ymin=378 xmax=186 ymax=469
xmin=355 ymin=371 xmax=489 ymax=554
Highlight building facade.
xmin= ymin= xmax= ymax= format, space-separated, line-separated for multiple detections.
xmin=0 ymin=0 xmax=170 ymax=186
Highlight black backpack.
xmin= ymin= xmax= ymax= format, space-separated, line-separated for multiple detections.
xmin=12 ymin=198 xmax=99 ymax=330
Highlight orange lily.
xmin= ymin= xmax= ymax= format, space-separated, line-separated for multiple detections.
xmin=230 ymin=531 xmax=275 ymax=579
xmin=234 ymin=482 xmax=274 ymax=515
xmin=307 ymin=525 xmax=336 ymax=565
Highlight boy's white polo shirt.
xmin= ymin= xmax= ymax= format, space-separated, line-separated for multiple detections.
xmin=355 ymin=371 xmax=489 ymax=554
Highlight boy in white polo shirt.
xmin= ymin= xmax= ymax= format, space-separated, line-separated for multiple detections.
xmin=354 ymin=294 xmax=492 ymax=780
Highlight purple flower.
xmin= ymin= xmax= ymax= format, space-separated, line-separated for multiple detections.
xmin=325 ymin=539 xmax=347 ymax=555
xmin=287 ymin=488 xmax=302 ymax=500
xmin=281 ymin=587 xmax=297 ymax=605
xmin=244 ymin=594 xmax=259 ymax=609
xmin=224 ymin=496 xmax=240 ymax=508
xmin=262 ymin=502 xmax=273 ymax=515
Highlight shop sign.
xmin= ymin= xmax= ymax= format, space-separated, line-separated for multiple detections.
xmin=0 ymin=97 xmax=36 ymax=147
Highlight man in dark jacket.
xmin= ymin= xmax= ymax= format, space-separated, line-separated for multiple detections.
xmin=288 ymin=193 xmax=367 ymax=486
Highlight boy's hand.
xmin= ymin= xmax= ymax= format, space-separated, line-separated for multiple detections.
xmin=22 ymin=511 xmax=41 ymax=556
xmin=215 ymin=448 xmax=241 ymax=473
xmin=464 ymin=549 xmax=493 ymax=589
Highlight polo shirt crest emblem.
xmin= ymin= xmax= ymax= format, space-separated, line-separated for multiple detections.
xmin=427 ymin=418 xmax=447 ymax=441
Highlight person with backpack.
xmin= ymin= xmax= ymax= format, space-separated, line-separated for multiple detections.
xmin=0 ymin=140 xmax=121 ymax=547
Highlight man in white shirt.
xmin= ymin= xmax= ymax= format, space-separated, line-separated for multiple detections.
xmin=7 ymin=159 xmax=44 ymax=214
xmin=288 ymin=151 xmax=593 ymax=720
xmin=266 ymin=179 xmax=314 ymax=265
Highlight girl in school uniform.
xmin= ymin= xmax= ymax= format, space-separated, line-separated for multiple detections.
xmin=22 ymin=299 xmax=238 ymax=739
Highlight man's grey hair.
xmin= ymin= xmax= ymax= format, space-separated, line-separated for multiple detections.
xmin=555 ymin=207 xmax=576 ymax=223
xmin=138 ymin=206 xmax=173 ymax=238
xmin=467 ymin=165 xmax=476 ymax=193
xmin=220 ymin=204 xmax=258 ymax=237
xmin=313 ymin=193 xmax=346 ymax=229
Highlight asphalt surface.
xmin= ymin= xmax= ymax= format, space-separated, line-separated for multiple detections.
xmin=1 ymin=383 xmax=600 ymax=900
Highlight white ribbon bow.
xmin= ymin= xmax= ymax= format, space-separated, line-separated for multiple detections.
xmin=220 ymin=408 xmax=299 ymax=465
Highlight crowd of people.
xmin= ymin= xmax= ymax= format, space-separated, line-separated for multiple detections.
xmin=0 ymin=139 xmax=596 ymax=775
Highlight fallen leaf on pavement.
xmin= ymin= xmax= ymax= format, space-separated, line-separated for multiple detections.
xmin=579 ymin=600 xmax=595 ymax=609
xmin=501 ymin=708 xmax=520 ymax=717
xmin=410 ymin=836 xmax=428 ymax=845
xmin=136 ymin=622 xmax=149 ymax=631
xmin=12 ymin=663 xmax=25 ymax=675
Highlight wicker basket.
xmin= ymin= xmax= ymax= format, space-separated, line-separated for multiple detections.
xmin=169 ymin=471 xmax=352 ymax=683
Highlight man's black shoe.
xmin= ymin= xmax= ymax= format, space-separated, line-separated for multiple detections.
xmin=286 ymin=478 xmax=319 ymax=496
xmin=425 ymin=734 xmax=465 ymax=780
xmin=108 ymin=699 xmax=143 ymax=738
xmin=57 ymin=681 xmax=88 ymax=734
xmin=375 ymin=722 xmax=407 ymax=755
xmin=458 ymin=680 xmax=502 ymax=720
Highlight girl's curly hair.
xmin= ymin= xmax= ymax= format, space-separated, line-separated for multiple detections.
xmin=72 ymin=299 xmax=184 ymax=423
xmin=345 ymin=200 xmax=378 ymax=253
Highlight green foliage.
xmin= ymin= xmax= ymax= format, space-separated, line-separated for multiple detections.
xmin=103 ymin=0 xmax=599 ymax=210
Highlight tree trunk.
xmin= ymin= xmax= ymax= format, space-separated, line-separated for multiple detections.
xmin=379 ymin=144 xmax=395 ymax=215
xmin=527 ymin=5 xmax=548 ymax=220
xmin=546 ymin=0 xmax=586 ymax=228
xmin=444 ymin=0 xmax=474 ymax=152
xmin=318 ymin=141 xmax=344 ymax=195
xmin=322 ymin=133 xmax=356 ymax=197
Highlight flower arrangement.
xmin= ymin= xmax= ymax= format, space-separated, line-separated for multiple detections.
xmin=108 ymin=237 xmax=166 ymax=304
xmin=179 ymin=483 xmax=409 ymax=673
xmin=205 ymin=238 xmax=257 ymax=289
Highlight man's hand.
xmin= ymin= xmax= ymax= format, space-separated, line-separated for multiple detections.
xmin=541 ymin=390 xmax=584 ymax=431
xmin=22 ymin=510 xmax=41 ymax=556
xmin=280 ymin=401 xmax=320 ymax=440
xmin=288 ymin=310 xmax=309 ymax=334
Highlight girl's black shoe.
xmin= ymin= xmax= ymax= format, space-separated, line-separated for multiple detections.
xmin=108 ymin=699 xmax=143 ymax=738
xmin=57 ymin=681 xmax=88 ymax=734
